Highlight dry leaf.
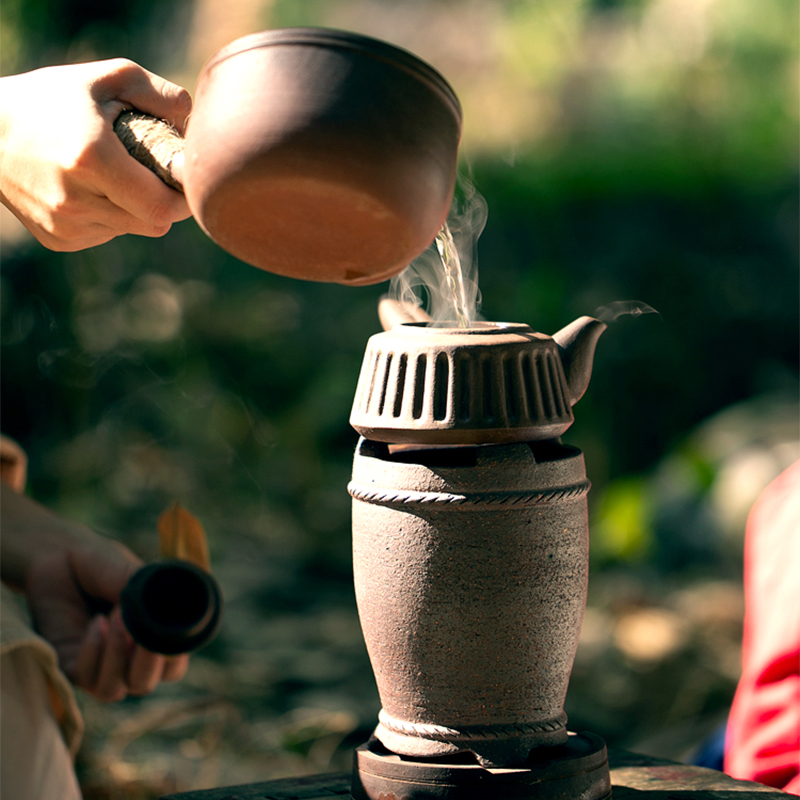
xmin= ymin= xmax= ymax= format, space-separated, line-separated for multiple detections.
xmin=158 ymin=503 xmax=211 ymax=572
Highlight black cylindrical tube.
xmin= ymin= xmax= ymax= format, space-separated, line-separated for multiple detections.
xmin=120 ymin=560 xmax=222 ymax=655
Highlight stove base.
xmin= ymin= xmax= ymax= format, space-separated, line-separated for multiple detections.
xmin=352 ymin=731 xmax=612 ymax=800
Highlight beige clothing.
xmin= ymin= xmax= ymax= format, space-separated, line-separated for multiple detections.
xmin=1 ymin=435 xmax=84 ymax=799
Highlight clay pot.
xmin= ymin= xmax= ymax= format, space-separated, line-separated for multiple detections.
xmin=349 ymin=319 xmax=606 ymax=444
xmin=349 ymin=437 xmax=591 ymax=767
xmin=117 ymin=28 xmax=461 ymax=285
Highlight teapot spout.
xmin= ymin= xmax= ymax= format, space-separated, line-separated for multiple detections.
xmin=553 ymin=316 xmax=607 ymax=406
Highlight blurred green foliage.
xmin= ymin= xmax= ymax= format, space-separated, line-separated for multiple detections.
xmin=2 ymin=0 xmax=797 ymax=577
xmin=1 ymin=0 xmax=192 ymax=73
xmin=592 ymin=477 xmax=654 ymax=563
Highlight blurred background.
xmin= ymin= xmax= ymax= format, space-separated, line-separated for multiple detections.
xmin=1 ymin=0 xmax=798 ymax=797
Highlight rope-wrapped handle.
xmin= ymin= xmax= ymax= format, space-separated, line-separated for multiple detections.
xmin=113 ymin=110 xmax=185 ymax=192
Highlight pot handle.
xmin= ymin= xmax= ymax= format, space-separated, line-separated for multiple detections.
xmin=113 ymin=110 xmax=185 ymax=192
xmin=378 ymin=296 xmax=432 ymax=331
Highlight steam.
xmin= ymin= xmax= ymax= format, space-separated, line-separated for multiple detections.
xmin=594 ymin=300 xmax=660 ymax=323
xmin=389 ymin=178 xmax=656 ymax=331
xmin=390 ymin=174 xmax=487 ymax=327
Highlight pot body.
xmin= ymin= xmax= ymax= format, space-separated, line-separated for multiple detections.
xmin=350 ymin=437 xmax=591 ymax=767
xmin=185 ymin=28 xmax=461 ymax=285
xmin=350 ymin=323 xmax=575 ymax=445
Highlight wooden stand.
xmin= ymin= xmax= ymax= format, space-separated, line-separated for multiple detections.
xmin=160 ymin=748 xmax=790 ymax=799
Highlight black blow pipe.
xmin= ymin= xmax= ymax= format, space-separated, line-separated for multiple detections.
xmin=120 ymin=560 xmax=222 ymax=655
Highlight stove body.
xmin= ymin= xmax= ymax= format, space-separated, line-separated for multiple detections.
xmin=348 ymin=318 xmax=612 ymax=799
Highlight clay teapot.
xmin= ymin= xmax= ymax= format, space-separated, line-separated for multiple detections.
xmin=350 ymin=314 xmax=607 ymax=444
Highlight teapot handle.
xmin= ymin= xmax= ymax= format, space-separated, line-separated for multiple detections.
xmin=378 ymin=296 xmax=432 ymax=331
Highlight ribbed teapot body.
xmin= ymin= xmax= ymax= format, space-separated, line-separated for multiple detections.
xmin=350 ymin=323 xmax=575 ymax=444
xmin=349 ymin=437 xmax=591 ymax=767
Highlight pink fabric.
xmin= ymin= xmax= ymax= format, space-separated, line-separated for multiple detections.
xmin=725 ymin=459 xmax=800 ymax=794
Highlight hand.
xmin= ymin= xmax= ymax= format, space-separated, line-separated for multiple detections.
xmin=1 ymin=485 xmax=189 ymax=701
xmin=0 ymin=59 xmax=192 ymax=251
xmin=27 ymin=538 xmax=190 ymax=701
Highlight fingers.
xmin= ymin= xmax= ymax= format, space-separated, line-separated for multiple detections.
xmin=127 ymin=644 xmax=166 ymax=696
xmin=127 ymin=652 xmax=189 ymax=694
xmin=88 ymin=134 xmax=192 ymax=230
xmin=21 ymin=220 xmax=121 ymax=253
xmin=93 ymin=608 xmax=134 ymax=702
xmin=72 ymin=614 xmax=108 ymax=690
xmin=11 ymin=187 xmax=181 ymax=252
xmin=88 ymin=59 xmax=193 ymax=230
xmin=162 ymin=654 xmax=190 ymax=683
xmin=69 ymin=540 xmax=141 ymax=608
xmin=75 ymin=609 xmax=190 ymax=702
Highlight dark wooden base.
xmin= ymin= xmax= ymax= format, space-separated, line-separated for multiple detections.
xmin=160 ymin=771 xmax=352 ymax=800
xmin=352 ymin=731 xmax=610 ymax=800
xmin=160 ymin=744 xmax=790 ymax=799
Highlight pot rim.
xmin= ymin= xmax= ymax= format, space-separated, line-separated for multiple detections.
xmin=386 ymin=321 xmax=547 ymax=337
xmin=199 ymin=27 xmax=462 ymax=123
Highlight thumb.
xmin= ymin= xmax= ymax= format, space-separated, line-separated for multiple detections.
xmin=69 ymin=539 xmax=142 ymax=605
xmin=95 ymin=59 xmax=193 ymax=134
